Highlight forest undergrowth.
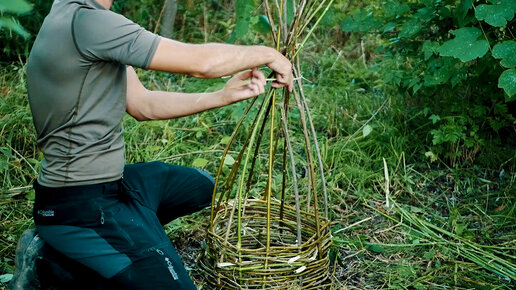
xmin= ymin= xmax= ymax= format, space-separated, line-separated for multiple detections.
xmin=1 ymin=1 xmax=515 ymax=288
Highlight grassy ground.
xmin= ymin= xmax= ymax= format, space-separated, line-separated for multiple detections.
xmin=1 ymin=10 xmax=515 ymax=290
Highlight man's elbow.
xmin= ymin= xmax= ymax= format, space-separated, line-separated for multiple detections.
xmin=190 ymin=62 xmax=213 ymax=78
xmin=126 ymin=94 xmax=154 ymax=121
xmin=132 ymin=113 xmax=151 ymax=122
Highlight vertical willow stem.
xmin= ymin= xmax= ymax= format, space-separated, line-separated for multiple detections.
xmin=293 ymin=88 xmax=321 ymax=255
xmin=280 ymin=103 xmax=302 ymax=245
xmin=234 ymin=90 xmax=274 ymax=239
xmin=210 ymin=97 xmax=258 ymax=229
xmin=294 ymin=63 xmax=328 ymax=220
xmin=265 ymin=90 xmax=276 ymax=271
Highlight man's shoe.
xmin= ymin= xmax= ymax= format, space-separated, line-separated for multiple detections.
xmin=8 ymin=229 xmax=43 ymax=290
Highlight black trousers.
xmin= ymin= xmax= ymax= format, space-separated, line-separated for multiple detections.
xmin=33 ymin=161 xmax=214 ymax=289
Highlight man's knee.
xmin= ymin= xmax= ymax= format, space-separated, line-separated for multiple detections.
xmin=192 ymin=168 xmax=214 ymax=208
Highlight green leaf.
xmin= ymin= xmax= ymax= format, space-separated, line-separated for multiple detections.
xmin=253 ymin=15 xmax=271 ymax=34
xmin=423 ymin=249 xmax=435 ymax=259
xmin=220 ymin=136 xmax=232 ymax=145
xmin=366 ymin=243 xmax=385 ymax=253
xmin=425 ymin=151 xmax=438 ymax=162
xmin=320 ymin=6 xmax=337 ymax=27
xmin=192 ymin=158 xmax=209 ymax=168
xmin=437 ymin=27 xmax=489 ymax=62
xmin=363 ymin=125 xmax=373 ymax=137
xmin=415 ymin=7 xmax=435 ymax=22
xmin=0 ymin=16 xmax=30 ymax=38
xmin=223 ymin=154 xmax=235 ymax=166
xmin=424 ymin=58 xmax=459 ymax=86
xmin=0 ymin=0 xmax=32 ymax=14
xmin=422 ymin=41 xmax=439 ymax=60
xmin=399 ymin=18 xmax=421 ymax=38
xmin=492 ymin=41 xmax=516 ymax=68
xmin=429 ymin=114 xmax=441 ymax=124
xmin=475 ymin=0 xmax=516 ymax=27
xmin=0 ymin=273 xmax=13 ymax=283
xmin=383 ymin=22 xmax=396 ymax=33
xmin=498 ymin=69 xmax=516 ymax=101
xmin=340 ymin=9 xmax=380 ymax=32
xmin=228 ymin=0 xmax=256 ymax=43
xmin=455 ymin=0 xmax=473 ymax=26
xmin=384 ymin=1 xmax=409 ymax=18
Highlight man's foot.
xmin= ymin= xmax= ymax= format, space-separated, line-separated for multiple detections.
xmin=8 ymin=229 xmax=43 ymax=290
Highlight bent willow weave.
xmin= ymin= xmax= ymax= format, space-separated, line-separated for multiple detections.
xmin=200 ymin=1 xmax=334 ymax=288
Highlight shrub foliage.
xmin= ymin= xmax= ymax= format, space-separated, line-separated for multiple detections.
xmin=341 ymin=0 xmax=516 ymax=166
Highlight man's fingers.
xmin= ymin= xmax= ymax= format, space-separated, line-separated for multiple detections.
xmin=237 ymin=70 xmax=253 ymax=81
xmin=252 ymin=68 xmax=266 ymax=86
xmin=250 ymin=76 xmax=265 ymax=95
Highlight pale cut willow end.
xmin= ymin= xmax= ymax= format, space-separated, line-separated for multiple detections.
xmin=201 ymin=0 xmax=335 ymax=288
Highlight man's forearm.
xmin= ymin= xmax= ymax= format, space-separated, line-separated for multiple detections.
xmin=189 ymin=43 xmax=276 ymax=78
xmin=149 ymin=39 xmax=278 ymax=78
xmin=129 ymin=89 xmax=227 ymax=121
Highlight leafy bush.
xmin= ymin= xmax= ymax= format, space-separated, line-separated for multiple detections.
xmin=0 ymin=0 xmax=32 ymax=38
xmin=0 ymin=0 xmax=52 ymax=62
xmin=341 ymin=0 xmax=516 ymax=167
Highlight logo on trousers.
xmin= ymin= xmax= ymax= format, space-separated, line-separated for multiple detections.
xmin=37 ymin=209 xmax=55 ymax=217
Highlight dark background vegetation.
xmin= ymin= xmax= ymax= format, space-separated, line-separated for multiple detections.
xmin=1 ymin=0 xmax=515 ymax=288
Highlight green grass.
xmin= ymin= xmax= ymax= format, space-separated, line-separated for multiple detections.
xmin=1 ymin=11 xmax=515 ymax=290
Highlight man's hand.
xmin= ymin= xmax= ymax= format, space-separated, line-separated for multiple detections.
xmin=266 ymin=50 xmax=294 ymax=92
xmin=221 ymin=68 xmax=266 ymax=105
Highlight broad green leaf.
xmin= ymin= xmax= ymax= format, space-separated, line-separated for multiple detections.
xmin=220 ymin=136 xmax=232 ymax=145
xmin=415 ymin=7 xmax=435 ymax=22
xmin=422 ymin=41 xmax=439 ymax=60
xmin=399 ymin=18 xmax=421 ymax=38
xmin=492 ymin=41 xmax=516 ymax=68
xmin=0 ymin=0 xmax=32 ymax=14
xmin=424 ymin=58 xmax=458 ymax=86
xmin=384 ymin=1 xmax=409 ymax=18
xmin=498 ymin=69 xmax=516 ymax=101
xmin=228 ymin=0 xmax=256 ymax=43
xmin=455 ymin=0 xmax=473 ymax=26
xmin=223 ymin=154 xmax=235 ymax=166
xmin=0 ymin=273 xmax=13 ymax=283
xmin=383 ymin=22 xmax=396 ymax=33
xmin=363 ymin=125 xmax=373 ymax=137
xmin=437 ymin=27 xmax=489 ymax=62
xmin=0 ymin=16 xmax=29 ymax=38
xmin=340 ymin=9 xmax=380 ymax=32
xmin=320 ymin=6 xmax=337 ymax=27
xmin=475 ymin=0 xmax=516 ymax=27
xmin=192 ymin=158 xmax=209 ymax=167
xmin=253 ymin=15 xmax=271 ymax=34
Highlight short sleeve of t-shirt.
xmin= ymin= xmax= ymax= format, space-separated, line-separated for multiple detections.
xmin=72 ymin=8 xmax=160 ymax=69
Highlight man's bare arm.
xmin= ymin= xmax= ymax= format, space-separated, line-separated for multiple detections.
xmin=148 ymin=39 xmax=293 ymax=91
xmin=126 ymin=66 xmax=266 ymax=121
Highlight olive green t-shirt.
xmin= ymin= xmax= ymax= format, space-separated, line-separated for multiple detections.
xmin=27 ymin=0 xmax=161 ymax=187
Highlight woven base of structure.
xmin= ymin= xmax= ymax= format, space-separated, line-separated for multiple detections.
xmin=200 ymin=199 xmax=332 ymax=289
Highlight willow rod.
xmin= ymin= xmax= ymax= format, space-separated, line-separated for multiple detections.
xmin=233 ymin=90 xmax=275 ymax=249
xmin=209 ymin=96 xmax=259 ymax=229
xmin=294 ymin=63 xmax=328 ymax=220
xmin=280 ymin=103 xmax=302 ymax=245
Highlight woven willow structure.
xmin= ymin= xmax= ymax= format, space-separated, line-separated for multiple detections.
xmin=200 ymin=1 xmax=334 ymax=288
